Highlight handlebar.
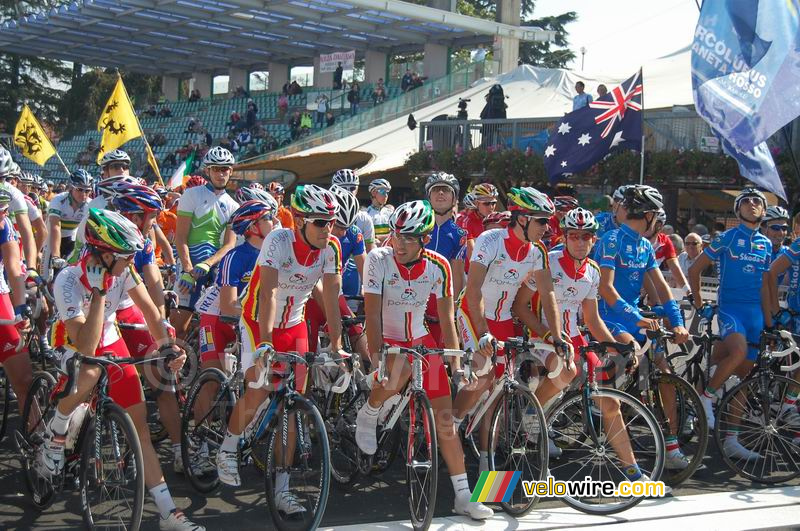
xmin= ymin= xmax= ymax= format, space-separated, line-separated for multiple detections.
xmin=248 ymin=350 xmax=321 ymax=389
xmin=579 ymin=340 xmax=635 ymax=357
xmin=762 ymin=329 xmax=800 ymax=371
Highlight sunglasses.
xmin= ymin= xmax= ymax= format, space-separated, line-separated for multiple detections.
xmin=740 ymin=197 xmax=763 ymax=206
xmin=395 ymin=234 xmax=422 ymax=245
xmin=339 ymin=185 xmax=357 ymax=192
xmin=479 ymin=200 xmax=498 ymax=206
xmin=376 ymin=188 xmax=390 ymax=195
xmin=108 ymin=163 xmax=130 ymax=171
xmin=74 ymin=187 xmax=92 ymax=193
xmin=567 ymin=232 xmax=594 ymax=242
xmin=685 ymin=241 xmax=701 ymax=246
xmin=309 ymin=218 xmax=334 ymax=228
xmin=769 ymin=224 xmax=789 ymax=232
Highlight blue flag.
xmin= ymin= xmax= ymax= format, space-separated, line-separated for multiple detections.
xmin=544 ymin=70 xmax=643 ymax=182
xmin=718 ymin=134 xmax=786 ymax=200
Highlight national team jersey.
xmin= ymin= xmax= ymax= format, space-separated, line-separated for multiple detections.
xmin=48 ymin=191 xmax=88 ymax=239
xmin=780 ymin=238 xmax=800 ymax=311
xmin=365 ymin=204 xmax=393 ymax=241
xmin=0 ymin=217 xmax=17 ymax=294
xmin=363 ymin=247 xmax=452 ymax=341
xmin=339 ymin=225 xmax=365 ymax=264
xmin=770 ymin=243 xmax=789 ymax=285
xmin=354 ymin=210 xmax=375 ymax=246
xmin=596 ymin=224 xmax=657 ymax=319
xmin=527 ymin=250 xmax=600 ymax=337
xmin=463 ymin=227 xmax=548 ymax=322
xmin=652 ymin=232 xmax=677 ymax=266
xmin=51 ymin=260 xmax=142 ymax=348
xmin=176 ymin=183 xmax=238 ymax=264
xmin=426 ymin=218 xmax=467 ymax=261
xmin=197 ymin=241 xmax=260 ymax=316
xmin=595 ymin=211 xmax=617 ymax=238
xmin=704 ymin=224 xmax=771 ymax=306
xmin=240 ymin=228 xmax=341 ymax=329
xmin=545 ymin=216 xmax=563 ymax=250
xmin=0 ymin=181 xmax=28 ymax=226
xmin=459 ymin=210 xmax=484 ymax=240
xmin=23 ymin=195 xmax=41 ymax=222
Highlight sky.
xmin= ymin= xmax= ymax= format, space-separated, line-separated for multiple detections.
xmin=533 ymin=0 xmax=701 ymax=75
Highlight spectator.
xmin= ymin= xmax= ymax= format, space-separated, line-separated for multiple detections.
xmin=203 ymin=129 xmax=213 ymax=147
xmin=662 ymin=224 xmax=675 ymax=236
xmin=252 ymin=125 xmax=266 ymax=140
xmin=597 ymin=84 xmax=608 ymax=98
xmin=232 ymin=85 xmax=250 ymax=99
xmin=372 ymin=79 xmax=386 ymax=105
xmin=669 ymin=233 xmax=684 ymax=254
xmin=227 ymin=111 xmax=241 ymax=132
xmin=691 ymin=223 xmax=709 ymax=236
xmin=236 ymin=129 xmax=253 ymax=152
xmin=288 ymin=111 xmax=302 ymax=140
xmin=315 ymin=94 xmax=329 ymax=126
xmin=333 ymin=62 xmax=343 ymax=90
xmin=144 ymin=105 xmax=157 ymax=117
xmin=188 ymin=89 xmax=201 ymax=102
xmin=159 ymin=105 xmax=172 ymax=118
xmin=219 ymin=136 xmax=234 ymax=152
xmin=300 ymin=110 xmax=313 ymax=135
xmin=289 ymin=80 xmax=303 ymax=95
xmin=401 ymin=69 xmax=413 ymax=92
xmin=326 ymin=111 xmax=336 ymax=127
xmin=151 ymin=132 xmax=167 ymax=147
xmin=281 ymin=81 xmax=290 ymax=96
xmin=244 ymin=101 xmax=258 ymax=130
xmin=278 ymin=93 xmax=289 ymax=121
xmin=573 ymin=81 xmax=592 ymax=110
xmin=678 ymin=232 xmax=710 ymax=278
xmin=347 ymin=83 xmax=361 ymax=116
xmin=411 ymin=73 xmax=425 ymax=90
xmin=245 ymin=143 xmax=259 ymax=158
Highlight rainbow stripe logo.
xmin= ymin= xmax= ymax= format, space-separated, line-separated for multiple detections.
xmin=470 ymin=471 xmax=522 ymax=503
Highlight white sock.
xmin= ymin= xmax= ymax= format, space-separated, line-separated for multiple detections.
xmin=275 ymin=471 xmax=290 ymax=494
xmin=50 ymin=408 xmax=71 ymax=436
xmin=149 ymin=482 xmax=177 ymax=519
xmin=220 ymin=430 xmax=241 ymax=453
xmin=451 ymin=473 xmax=470 ymax=499
xmin=364 ymin=402 xmax=380 ymax=416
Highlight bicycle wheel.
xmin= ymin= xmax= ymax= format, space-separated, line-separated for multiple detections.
xmin=716 ymin=374 xmax=800 ymax=484
xmin=264 ymin=395 xmax=331 ymax=531
xmin=650 ymin=373 xmax=708 ymax=486
xmin=487 ymin=384 xmax=547 ymax=516
xmin=324 ymin=385 xmax=364 ymax=485
xmin=0 ymin=368 xmax=10 ymax=443
xmin=20 ymin=371 xmax=57 ymax=510
xmin=80 ymin=401 xmax=145 ymax=531
xmin=548 ymin=388 xmax=666 ymax=515
xmin=667 ymin=351 xmax=705 ymax=394
xmin=181 ymin=368 xmax=234 ymax=493
xmin=406 ymin=391 xmax=437 ymax=531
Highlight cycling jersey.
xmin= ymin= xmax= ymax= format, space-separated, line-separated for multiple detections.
xmin=461 ymin=227 xmax=548 ymax=322
xmin=364 ymin=204 xmax=392 ymax=241
xmin=780 ymin=238 xmax=800 ymax=312
xmin=704 ymin=224 xmax=771 ymax=306
xmin=770 ymin=243 xmax=788 ymax=285
xmin=427 ymin=218 xmax=467 ymax=261
xmin=545 ymin=216 xmax=563 ymax=250
xmin=527 ymin=249 xmax=600 ymax=337
xmin=340 ymin=225 xmax=366 ymax=264
xmin=23 ymin=194 xmax=41 ymax=223
xmin=595 ymin=211 xmax=618 ymax=237
xmin=48 ymin=191 xmax=88 ymax=239
xmin=0 ymin=181 xmax=27 ymax=224
xmin=117 ymin=238 xmax=156 ymax=312
xmin=354 ymin=210 xmax=376 ymax=246
xmin=176 ymin=183 xmax=238 ymax=264
xmin=363 ymin=247 xmax=451 ymax=342
xmin=652 ymin=232 xmax=677 ymax=266
xmin=240 ymin=228 xmax=341 ymax=330
xmin=458 ymin=210 xmax=484 ymax=240
xmin=197 ymin=241 xmax=259 ymax=316
xmin=0 ymin=217 xmax=16 ymax=294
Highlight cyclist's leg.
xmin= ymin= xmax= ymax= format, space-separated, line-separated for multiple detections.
xmin=451 ymin=305 xmax=494 ymax=421
xmin=305 ymin=298 xmax=324 ymax=353
xmin=709 ymin=306 xmax=751 ymax=392
xmin=338 ymin=294 xmax=369 ymax=361
xmin=171 ymin=268 xmax=211 ymax=339
xmin=0 ymin=294 xmax=32 ymax=413
xmin=603 ymin=329 xmax=643 ymax=468
xmin=195 ymin=314 xmax=234 ymax=422
xmin=534 ymin=337 xmax=579 ymax=406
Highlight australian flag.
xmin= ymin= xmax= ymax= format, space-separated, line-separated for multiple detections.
xmin=544 ymin=70 xmax=643 ymax=183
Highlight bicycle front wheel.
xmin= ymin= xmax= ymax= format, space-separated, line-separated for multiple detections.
xmin=80 ymin=401 xmax=145 ymax=531
xmin=264 ymin=394 xmax=331 ymax=531
xmin=324 ymin=384 xmax=364 ymax=485
xmin=406 ymin=391 xmax=437 ymax=531
xmin=548 ymin=388 xmax=665 ymax=515
xmin=21 ymin=371 xmax=57 ymax=510
xmin=716 ymin=374 xmax=800 ymax=484
xmin=0 ymin=368 xmax=10 ymax=443
xmin=487 ymin=384 xmax=548 ymax=516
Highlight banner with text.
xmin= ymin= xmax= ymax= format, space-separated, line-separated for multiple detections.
xmin=319 ymin=50 xmax=355 ymax=72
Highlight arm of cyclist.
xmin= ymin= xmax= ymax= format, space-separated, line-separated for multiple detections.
xmin=512 ymin=284 xmax=549 ymax=339
xmin=174 ymin=213 xmax=193 ymax=273
xmin=645 ymin=267 xmax=689 ymax=343
xmin=665 ymin=256 xmax=689 ymax=292
xmin=353 ymin=252 xmax=366 ymax=295
xmin=218 ymin=285 xmax=240 ymax=319
xmin=451 ymin=257 xmax=465 ymax=301
xmin=31 ymin=215 xmax=47 ymax=253
xmin=2 ymin=232 xmax=29 ymax=328
xmin=599 ymin=266 xmax=659 ymax=331
xmin=534 ymin=268 xmax=569 ymax=345
xmin=16 ymin=211 xmax=37 ymax=270
xmin=47 ymin=214 xmax=62 ymax=260
xmin=256 ymin=264 xmax=279 ymax=367
xmin=142 ymin=261 xmax=166 ymax=320
xmin=464 ymin=261 xmax=492 ymax=357
xmin=363 ymin=293 xmax=383 ymax=368
xmin=152 ymin=224 xmax=174 ymax=266
xmin=688 ymin=252 xmax=713 ymax=309
xmin=321 ymin=271 xmax=344 ymax=352
xmin=438 ymin=294 xmax=460 ymax=371
xmin=768 ymin=254 xmax=792 ymax=317
xmin=199 ymin=226 xmax=236 ymax=271
xmin=128 ymin=281 xmax=183 ymax=371
xmin=60 ymin=289 xmax=107 ymax=411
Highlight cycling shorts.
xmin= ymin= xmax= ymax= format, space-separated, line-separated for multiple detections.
xmin=60 ymin=236 xmax=75 ymax=261
xmin=198 ymin=313 xmax=236 ymax=364
xmin=305 ymin=295 xmax=364 ymax=353
xmin=718 ymin=302 xmax=763 ymax=362
xmin=55 ymin=338 xmax=144 ymax=410
xmin=385 ymin=334 xmax=450 ymax=400
xmin=117 ymin=305 xmax=156 ymax=359
xmin=0 ymin=293 xmax=26 ymax=363
xmin=425 ymin=294 xmax=443 ymax=348
xmin=177 ymin=264 xmax=214 ymax=311
xmin=240 ymin=318 xmax=309 ymax=392
xmin=456 ymin=301 xmax=520 ymax=378
xmin=604 ymin=320 xmax=646 ymax=344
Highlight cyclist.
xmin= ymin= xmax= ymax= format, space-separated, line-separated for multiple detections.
xmin=545 ymin=195 xmax=579 ymax=249
xmin=217 ymin=185 xmax=344 ymax=516
xmin=0 ymin=149 xmax=39 ymax=275
xmin=761 ymin=205 xmax=791 ymax=285
xmin=459 ymin=183 xmax=498 ymax=240
xmin=596 ymin=185 xmax=691 ymax=470
xmin=689 ymin=189 xmax=772 ymax=458
xmin=41 ymin=209 xmax=204 ymax=530
xmin=0 ymin=189 xmax=33 ymax=418
xmin=365 ymin=178 xmax=393 ymax=244
xmin=173 ymin=147 xmax=239 ymax=338
xmin=354 ymin=200 xmax=493 ymax=520
xmin=331 ymin=170 xmax=375 ymax=302
xmin=455 ymin=191 xmax=476 ymax=231
xmin=15 ymin=171 xmax=48 ymax=252
xmin=595 ymin=184 xmax=630 ymax=240
xmin=513 ymin=207 xmax=657 ymax=482
xmin=45 ymin=169 xmax=92 ymax=272
xmin=453 ymin=186 xmax=570 ymax=473
xmin=423 ymin=172 xmax=467 ymax=346
xmin=267 ymin=181 xmax=294 ymax=230
xmin=645 ymin=208 xmax=689 ymax=295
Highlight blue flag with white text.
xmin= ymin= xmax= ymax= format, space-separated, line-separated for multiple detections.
xmin=544 ymin=70 xmax=643 ymax=183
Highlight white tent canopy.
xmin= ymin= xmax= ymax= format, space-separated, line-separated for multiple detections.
xmin=295 ymin=46 xmax=695 ymax=176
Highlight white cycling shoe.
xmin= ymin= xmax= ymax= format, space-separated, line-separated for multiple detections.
xmin=665 ymin=452 xmax=690 ymax=470
xmin=454 ymin=494 xmax=493 ymax=520
xmin=159 ymin=510 xmax=205 ymax=531
xmin=275 ymin=491 xmax=307 ymax=515
xmin=355 ymin=404 xmax=379 ymax=455
xmin=37 ymin=431 xmax=66 ymax=479
xmin=700 ymin=395 xmax=716 ymax=430
xmin=723 ymin=437 xmax=761 ymax=461
xmin=216 ymin=450 xmax=241 ymax=487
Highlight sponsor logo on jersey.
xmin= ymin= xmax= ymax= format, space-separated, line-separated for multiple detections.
xmin=743 ymin=264 xmax=755 ymax=273
xmin=401 ymin=288 xmax=417 ymax=300
xmin=289 ymin=273 xmax=306 ymax=283
xmin=504 ymin=268 xmax=519 ymax=280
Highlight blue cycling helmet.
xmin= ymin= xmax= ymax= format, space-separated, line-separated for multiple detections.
xmin=112 ymin=184 xmax=164 ymax=214
xmin=230 ymin=199 xmax=275 ymax=235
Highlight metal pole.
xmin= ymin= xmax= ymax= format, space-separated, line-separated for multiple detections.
xmin=53 ymin=151 xmax=71 ymax=176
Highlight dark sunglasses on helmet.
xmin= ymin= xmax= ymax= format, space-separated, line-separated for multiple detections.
xmin=310 ymin=218 xmax=335 ymax=228
xmin=769 ymin=224 xmax=789 ymax=232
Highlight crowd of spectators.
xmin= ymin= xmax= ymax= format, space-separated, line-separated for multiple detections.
xmin=400 ymin=70 xmax=426 ymax=93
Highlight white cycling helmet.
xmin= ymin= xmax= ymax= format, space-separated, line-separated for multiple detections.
xmin=332 ymin=169 xmax=359 ymax=188
xmin=235 ymin=185 xmax=273 ymax=204
xmin=621 ymin=185 xmax=663 ymax=215
xmin=734 ymin=187 xmax=767 ymax=216
xmin=656 ymin=208 xmax=667 ymax=224
xmin=560 ymin=207 xmax=599 ymax=232
xmin=291 ymin=184 xmax=338 ymax=219
xmin=368 ymin=178 xmax=391 ymax=193
xmin=424 ymin=172 xmax=460 ymax=196
xmin=96 ymin=175 xmax=138 ymax=198
xmin=202 ymin=146 xmax=236 ymax=168
xmin=98 ymin=149 xmax=131 ymax=168
xmin=463 ymin=192 xmax=476 ymax=209
xmin=330 ymin=185 xmax=360 ymax=228
xmin=763 ymin=205 xmax=789 ymax=222
xmin=612 ymin=184 xmax=632 ymax=202
xmin=389 ymin=200 xmax=435 ymax=235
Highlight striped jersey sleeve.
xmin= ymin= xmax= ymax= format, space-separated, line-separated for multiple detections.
xmin=425 ymin=250 xmax=453 ymax=298
xmin=324 ymin=236 xmax=343 ymax=275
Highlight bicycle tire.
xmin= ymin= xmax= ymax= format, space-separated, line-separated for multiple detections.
xmin=487 ymin=383 xmax=547 ymax=516
xmin=324 ymin=384 xmax=364 ymax=485
xmin=181 ymin=368 xmax=234 ymax=493
xmin=0 ymin=368 xmax=10 ymax=444
xmin=715 ymin=373 xmax=800 ymax=484
xmin=666 ymin=351 xmax=705 ymax=395
xmin=548 ymin=388 xmax=666 ymax=515
xmin=20 ymin=371 xmax=58 ymax=510
xmin=406 ymin=390 xmax=437 ymax=531
xmin=264 ymin=394 xmax=331 ymax=531
xmin=650 ymin=373 xmax=708 ymax=486
xmin=80 ymin=401 xmax=145 ymax=531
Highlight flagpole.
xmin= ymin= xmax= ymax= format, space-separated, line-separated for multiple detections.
xmin=639 ymin=67 xmax=645 ymax=184
xmin=118 ymin=74 xmax=164 ymax=186
xmin=53 ymin=150 xmax=71 ymax=176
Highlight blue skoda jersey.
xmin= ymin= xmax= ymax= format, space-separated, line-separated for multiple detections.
xmin=591 ymin=211 xmax=618 ymax=260
xmin=779 ymin=238 xmax=800 ymax=311
xmin=596 ymin=223 xmax=658 ymax=320
xmin=704 ymin=224 xmax=771 ymax=306
xmin=426 ymin=219 xmax=467 ymax=261
xmin=340 ymin=226 xmax=366 ymax=297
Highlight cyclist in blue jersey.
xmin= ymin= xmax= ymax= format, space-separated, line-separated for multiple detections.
xmin=331 ymin=170 xmax=375 ymax=303
xmin=596 ymin=185 xmax=691 ymax=471
xmin=761 ymin=205 xmax=790 ymax=285
xmin=689 ymin=188 xmax=773 ymax=459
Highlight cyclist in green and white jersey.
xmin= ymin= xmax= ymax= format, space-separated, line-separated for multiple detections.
xmin=365 ymin=178 xmax=393 ymax=244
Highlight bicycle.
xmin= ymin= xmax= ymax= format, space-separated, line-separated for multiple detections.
xmin=623 ymin=324 xmax=708 ymax=486
xmin=715 ymin=328 xmax=800 ymax=483
xmin=547 ymin=339 xmax=666 ymax=515
xmin=457 ymin=337 xmax=549 ymax=516
xmin=182 ymin=349 xmax=331 ymax=531
xmin=666 ymin=303 xmax=720 ymax=400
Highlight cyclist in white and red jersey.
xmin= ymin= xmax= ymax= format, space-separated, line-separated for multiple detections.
xmin=354 ymin=200 xmax=493 ymax=520
xmin=0 ymin=149 xmax=37 ymax=275
xmin=646 ymin=208 xmax=689 ymax=295
xmin=217 ymin=185 xmax=344 ymax=515
xmin=453 ymin=187 xmax=571 ymax=472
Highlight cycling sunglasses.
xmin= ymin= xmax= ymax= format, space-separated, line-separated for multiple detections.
xmin=567 ymin=232 xmax=594 ymax=242
xmin=769 ymin=224 xmax=789 ymax=232
xmin=74 ymin=186 xmax=92 ymax=193
xmin=309 ymin=218 xmax=335 ymax=228
xmin=108 ymin=163 xmax=130 ymax=170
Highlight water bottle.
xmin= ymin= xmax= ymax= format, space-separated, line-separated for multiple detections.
xmin=65 ymin=403 xmax=89 ymax=450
